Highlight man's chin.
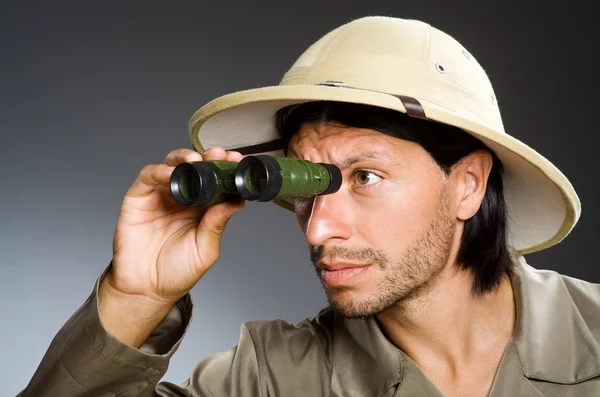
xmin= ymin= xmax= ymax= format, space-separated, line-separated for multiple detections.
xmin=324 ymin=286 xmax=416 ymax=319
xmin=325 ymin=291 xmax=388 ymax=319
xmin=328 ymin=301 xmax=381 ymax=319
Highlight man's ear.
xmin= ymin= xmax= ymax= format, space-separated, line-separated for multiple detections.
xmin=454 ymin=150 xmax=493 ymax=221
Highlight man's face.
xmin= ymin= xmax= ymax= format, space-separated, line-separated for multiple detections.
xmin=287 ymin=121 xmax=459 ymax=318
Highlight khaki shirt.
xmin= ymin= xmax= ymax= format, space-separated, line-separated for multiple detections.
xmin=18 ymin=254 xmax=600 ymax=396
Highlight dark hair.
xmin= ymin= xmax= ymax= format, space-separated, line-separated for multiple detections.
xmin=275 ymin=101 xmax=512 ymax=296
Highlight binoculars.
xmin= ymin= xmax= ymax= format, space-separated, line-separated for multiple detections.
xmin=170 ymin=155 xmax=343 ymax=207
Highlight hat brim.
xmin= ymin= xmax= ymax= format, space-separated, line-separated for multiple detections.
xmin=189 ymin=84 xmax=580 ymax=254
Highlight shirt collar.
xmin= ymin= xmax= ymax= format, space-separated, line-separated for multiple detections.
xmin=511 ymin=253 xmax=600 ymax=383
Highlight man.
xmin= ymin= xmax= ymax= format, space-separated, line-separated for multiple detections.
xmin=19 ymin=16 xmax=598 ymax=397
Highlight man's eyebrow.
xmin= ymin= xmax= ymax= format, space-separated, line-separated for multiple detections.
xmin=339 ymin=150 xmax=399 ymax=169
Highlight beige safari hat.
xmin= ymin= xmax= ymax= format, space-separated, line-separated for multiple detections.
xmin=188 ymin=16 xmax=580 ymax=254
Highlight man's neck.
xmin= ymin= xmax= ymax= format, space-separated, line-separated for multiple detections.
xmin=376 ymin=264 xmax=516 ymax=393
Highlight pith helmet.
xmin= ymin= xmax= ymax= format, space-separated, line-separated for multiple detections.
xmin=188 ymin=16 xmax=580 ymax=254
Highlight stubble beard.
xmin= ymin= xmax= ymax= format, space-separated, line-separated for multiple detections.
xmin=310 ymin=188 xmax=455 ymax=319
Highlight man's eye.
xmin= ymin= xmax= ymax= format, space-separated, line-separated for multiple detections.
xmin=354 ymin=171 xmax=382 ymax=186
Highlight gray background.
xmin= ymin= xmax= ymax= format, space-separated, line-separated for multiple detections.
xmin=2 ymin=0 xmax=598 ymax=395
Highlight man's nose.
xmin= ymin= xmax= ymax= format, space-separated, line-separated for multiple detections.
xmin=304 ymin=192 xmax=351 ymax=246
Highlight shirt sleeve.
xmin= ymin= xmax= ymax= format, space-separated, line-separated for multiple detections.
xmin=17 ymin=262 xmax=263 ymax=397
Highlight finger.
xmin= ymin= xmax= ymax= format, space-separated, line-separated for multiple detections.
xmin=196 ymin=197 xmax=246 ymax=264
xmin=200 ymin=147 xmax=227 ymax=161
xmin=164 ymin=148 xmax=203 ymax=167
xmin=127 ymin=164 xmax=175 ymax=198
xmin=225 ymin=150 xmax=244 ymax=162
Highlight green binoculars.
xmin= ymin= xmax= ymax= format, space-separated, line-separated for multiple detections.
xmin=170 ymin=155 xmax=343 ymax=207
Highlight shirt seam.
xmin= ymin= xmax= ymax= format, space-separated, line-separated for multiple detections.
xmin=243 ymin=324 xmax=265 ymax=397
xmin=57 ymin=355 xmax=117 ymax=396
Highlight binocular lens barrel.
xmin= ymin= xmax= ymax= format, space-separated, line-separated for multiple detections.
xmin=170 ymin=155 xmax=342 ymax=207
xmin=170 ymin=161 xmax=238 ymax=207
xmin=234 ymin=155 xmax=342 ymax=201
xmin=173 ymin=166 xmax=200 ymax=202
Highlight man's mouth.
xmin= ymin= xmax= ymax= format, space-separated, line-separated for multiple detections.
xmin=318 ymin=262 xmax=372 ymax=286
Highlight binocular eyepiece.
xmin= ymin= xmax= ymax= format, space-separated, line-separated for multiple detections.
xmin=170 ymin=155 xmax=343 ymax=207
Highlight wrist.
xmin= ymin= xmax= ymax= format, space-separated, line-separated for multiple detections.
xmin=103 ymin=269 xmax=179 ymax=307
xmin=98 ymin=274 xmax=176 ymax=348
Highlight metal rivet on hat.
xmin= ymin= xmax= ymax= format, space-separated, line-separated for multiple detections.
xmin=435 ymin=63 xmax=447 ymax=73
xmin=462 ymin=48 xmax=473 ymax=60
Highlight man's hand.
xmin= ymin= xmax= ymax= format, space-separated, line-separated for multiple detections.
xmin=98 ymin=147 xmax=245 ymax=347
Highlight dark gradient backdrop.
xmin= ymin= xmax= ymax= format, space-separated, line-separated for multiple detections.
xmin=2 ymin=1 xmax=598 ymax=395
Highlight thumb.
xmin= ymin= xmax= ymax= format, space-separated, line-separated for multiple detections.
xmin=196 ymin=198 xmax=245 ymax=262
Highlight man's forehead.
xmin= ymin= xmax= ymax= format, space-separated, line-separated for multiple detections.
xmin=287 ymin=122 xmax=400 ymax=154
xmin=337 ymin=149 xmax=402 ymax=168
